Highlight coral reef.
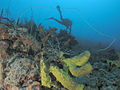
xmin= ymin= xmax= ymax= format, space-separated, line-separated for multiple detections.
xmin=0 ymin=8 xmax=120 ymax=90
xmin=0 ymin=20 xmax=81 ymax=89
xmin=106 ymin=51 xmax=120 ymax=67
xmin=4 ymin=57 xmax=39 ymax=87
xmin=76 ymin=49 xmax=120 ymax=90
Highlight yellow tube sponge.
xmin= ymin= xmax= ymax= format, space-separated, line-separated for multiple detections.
xmin=69 ymin=63 xmax=93 ymax=77
xmin=40 ymin=50 xmax=93 ymax=89
xmin=61 ymin=51 xmax=90 ymax=67
xmin=40 ymin=59 xmax=52 ymax=88
xmin=49 ymin=66 xmax=84 ymax=90
xmin=60 ymin=51 xmax=92 ymax=77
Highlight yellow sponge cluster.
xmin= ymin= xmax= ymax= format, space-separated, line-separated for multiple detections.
xmin=69 ymin=63 xmax=93 ymax=77
xmin=40 ymin=59 xmax=52 ymax=88
xmin=60 ymin=51 xmax=93 ymax=77
xmin=61 ymin=51 xmax=90 ymax=66
xmin=49 ymin=66 xmax=84 ymax=90
xmin=40 ymin=51 xmax=93 ymax=90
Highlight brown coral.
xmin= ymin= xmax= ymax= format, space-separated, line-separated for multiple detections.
xmin=0 ymin=24 xmax=9 ymax=40
xmin=13 ymin=33 xmax=40 ymax=52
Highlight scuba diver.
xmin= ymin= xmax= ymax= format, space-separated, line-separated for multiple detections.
xmin=46 ymin=5 xmax=72 ymax=34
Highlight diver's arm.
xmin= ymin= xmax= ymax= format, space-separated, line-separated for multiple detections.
xmin=46 ymin=17 xmax=63 ymax=25
xmin=52 ymin=18 xmax=63 ymax=25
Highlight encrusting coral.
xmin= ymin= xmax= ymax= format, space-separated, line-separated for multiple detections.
xmin=4 ymin=57 xmax=39 ymax=87
xmin=106 ymin=52 xmax=120 ymax=67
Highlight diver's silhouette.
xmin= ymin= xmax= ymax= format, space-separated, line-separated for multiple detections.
xmin=46 ymin=5 xmax=72 ymax=34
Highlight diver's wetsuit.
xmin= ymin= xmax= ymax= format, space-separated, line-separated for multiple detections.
xmin=46 ymin=5 xmax=72 ymax=34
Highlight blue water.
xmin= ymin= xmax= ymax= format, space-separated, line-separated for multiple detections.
xmin=0 ymin=0 xmax=120 ymax=51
